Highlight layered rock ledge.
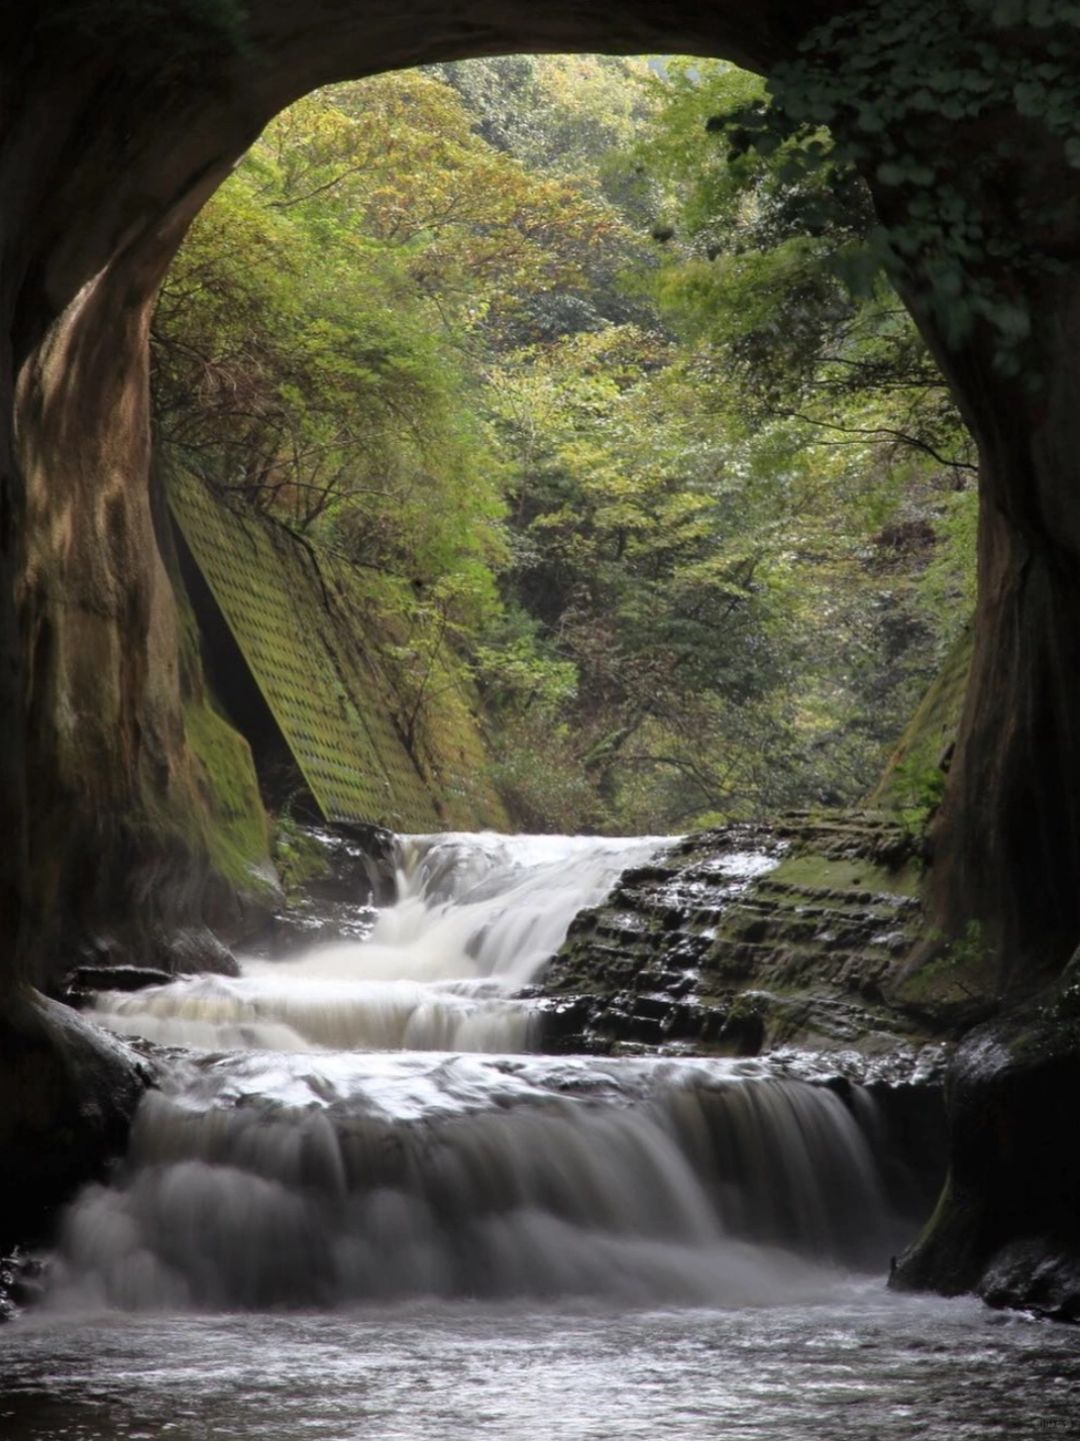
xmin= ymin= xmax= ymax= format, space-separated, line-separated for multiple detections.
xmin=534 ymin=811 xmax=937 ymax=1061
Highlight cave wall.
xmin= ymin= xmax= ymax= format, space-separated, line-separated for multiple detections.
xmin=0 ymin=0 xmax=841 ymax=990
xmin=2 ymin=0 xmax=1080 ymax=1311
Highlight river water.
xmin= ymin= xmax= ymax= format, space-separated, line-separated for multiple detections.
xmin=3 ymin=833 xmax=1078 ymax=1438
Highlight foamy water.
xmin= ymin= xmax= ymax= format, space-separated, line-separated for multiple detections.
xmin=3 ymin=829 xmax=1018 ymax=1441
xmin=43 ymin=1050 xmax=903 ymax=1312
xmin=90 ymin=832 xmax=669 ymax=1054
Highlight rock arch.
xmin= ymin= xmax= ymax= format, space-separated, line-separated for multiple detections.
xmin=2 ymin=1 xmax=1079 ymax=988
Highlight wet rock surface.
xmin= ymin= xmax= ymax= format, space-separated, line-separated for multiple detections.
xmin=57 ymin=927 xmax=243 ymax=997
xmin=892 ymin=996 xmax=1080 ymax=1315
xmin=0 ymin=991 xmax=154 ymax=1252
xmin=257 ymin=824 xmax=394 ymax=956
xmin=58 ymin=964 xmax=177 ymax=1010
xmin=151 ymin=926 xmax=242 ymax=976
xmin=52 ymin=824 xmax=394 ymax=994
xmin=0 ymin=1249 xmax=45 ymax=1323
xmin=978 ymin=1240 xmax=1080 ymax=1323
xmin=535 ymin=812 xmax=932 ymax=1057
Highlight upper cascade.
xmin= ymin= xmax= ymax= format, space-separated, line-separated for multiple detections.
xmin=380 ymin=832 xmax=672 ymax=983
xmin=89 ymin=832 xmax=671 ymax=1055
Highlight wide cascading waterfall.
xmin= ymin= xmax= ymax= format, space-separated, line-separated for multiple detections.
xmin=89 ymin=833 xmax=667 ymax=1054
xmin=10 ymin=835 xmax=1073 ymax=1441
xmin=45 ymin=1053 xmax=904 ymax=1312
xmin=40 ymin=831 xmax=914 ymax=1317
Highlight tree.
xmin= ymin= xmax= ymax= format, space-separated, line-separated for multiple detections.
xmin=153 ymin=68 xmax=663 ymax=775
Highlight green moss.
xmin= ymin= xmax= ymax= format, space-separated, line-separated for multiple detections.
xmin=184 ymin=695 xmax=275 ymax=897
xmin=888 ymin=920 xmax=1002 ymax=1026
xmin=871 ymin=624 xmax=973 ymax=809
xmin=767 ymin=852 xmax=922 ymax=900
xmin=271 ymin=816 xmax=334 ymax=899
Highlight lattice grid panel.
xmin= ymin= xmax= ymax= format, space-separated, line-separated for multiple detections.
xmin=170 ymin=473 xmax=442 ymax=832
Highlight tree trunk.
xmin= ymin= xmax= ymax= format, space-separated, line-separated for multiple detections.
xmin=933 ymin=397 xmax=1080 ymax=985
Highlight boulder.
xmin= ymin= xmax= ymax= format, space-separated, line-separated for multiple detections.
xmin=892 ymin=1002 xmax=1080 ymax=1307
xmin=0 ymin=989 xmax=153 ymax=1249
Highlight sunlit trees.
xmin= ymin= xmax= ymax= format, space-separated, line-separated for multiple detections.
xmin=156 ymin=56 xmax=973 ymax=832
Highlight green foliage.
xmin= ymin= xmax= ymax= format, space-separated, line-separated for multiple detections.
xmin=890 ymin=756 xmax=948 ymax=840
xmin=426 ymin=55 xmax=662 ymax=341
xmin=157 ymin=54 xmax=979 ymax=835
xmin=917 ymin=488 xmax=978 ymax=630
xmin=488 ymin=718 xmax=609 ymax=835
xmin=638 ymin=58 xmax=972 ymax=466
xmin=429 ymin=56 xmax=659 ymax=200
xmin=716 ymin=0 xmax=1080 ymax=370
xmin=155 ymin=74 xmax=520 ymax=752
xmin=913 ymin=920 xmax=997 ymax=1003
xmin=946 ymin=919 xmax=992 ymax=972
xmin=156 ymin=65 xmax=651 ymax=810
xmin=582 ymin=55 xmax=978 ymax=829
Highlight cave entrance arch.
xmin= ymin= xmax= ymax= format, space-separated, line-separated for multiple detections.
xmin=3 ymin=2 xmax=1079 ymax=987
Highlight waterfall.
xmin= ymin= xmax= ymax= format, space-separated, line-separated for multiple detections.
xmin=45 ymin=831 xmax=912 ymax=1315
xmin=47 ymin=1053 xmax=902 ymax=1312
xmin=89 ymin=832 xmax=666 ymax=1055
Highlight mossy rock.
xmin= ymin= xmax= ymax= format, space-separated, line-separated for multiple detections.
xmin=540 ymin=814 xmax=936 ymax=1056
xmin=764 ymin=852 xmax=923 ymax=902
xmin=185 ymin=695 xmax=277 ymax=903
xmin=871 ymin=623 xmax=973 ymax=811
xmin=272 ymin=818 xmax=337 ymax=898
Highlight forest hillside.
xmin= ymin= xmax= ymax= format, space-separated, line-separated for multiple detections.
xmin=156 ymin=55 xmax=974 ymax=834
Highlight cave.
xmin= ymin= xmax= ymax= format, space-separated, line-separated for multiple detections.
xmin=4 ymin=0 xmax=1079 ymax=986
xmin=2 ymin=0 xmax=1080 ymax=1321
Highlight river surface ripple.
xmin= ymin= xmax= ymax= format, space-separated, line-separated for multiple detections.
xmin=2 ymin=1291 xmax=1080 ymax=1441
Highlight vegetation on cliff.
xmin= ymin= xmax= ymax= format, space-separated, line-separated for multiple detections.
xmin=154 ymin=54 xmax=974 ymax=833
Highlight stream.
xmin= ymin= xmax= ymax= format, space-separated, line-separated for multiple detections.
xmin=2 ymin=832 xmax=1078 ymax=1438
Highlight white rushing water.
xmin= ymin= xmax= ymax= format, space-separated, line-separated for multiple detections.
xmin=90 ymin=832 xmax=667 ymax=1054
xmin=11 ymin=828 xmax=1043 ymax=1441
xmin=40 ymin=831 xmax=917 ymax=1315
xmin=43 ymin=1051 xmax=903 ymax=1312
